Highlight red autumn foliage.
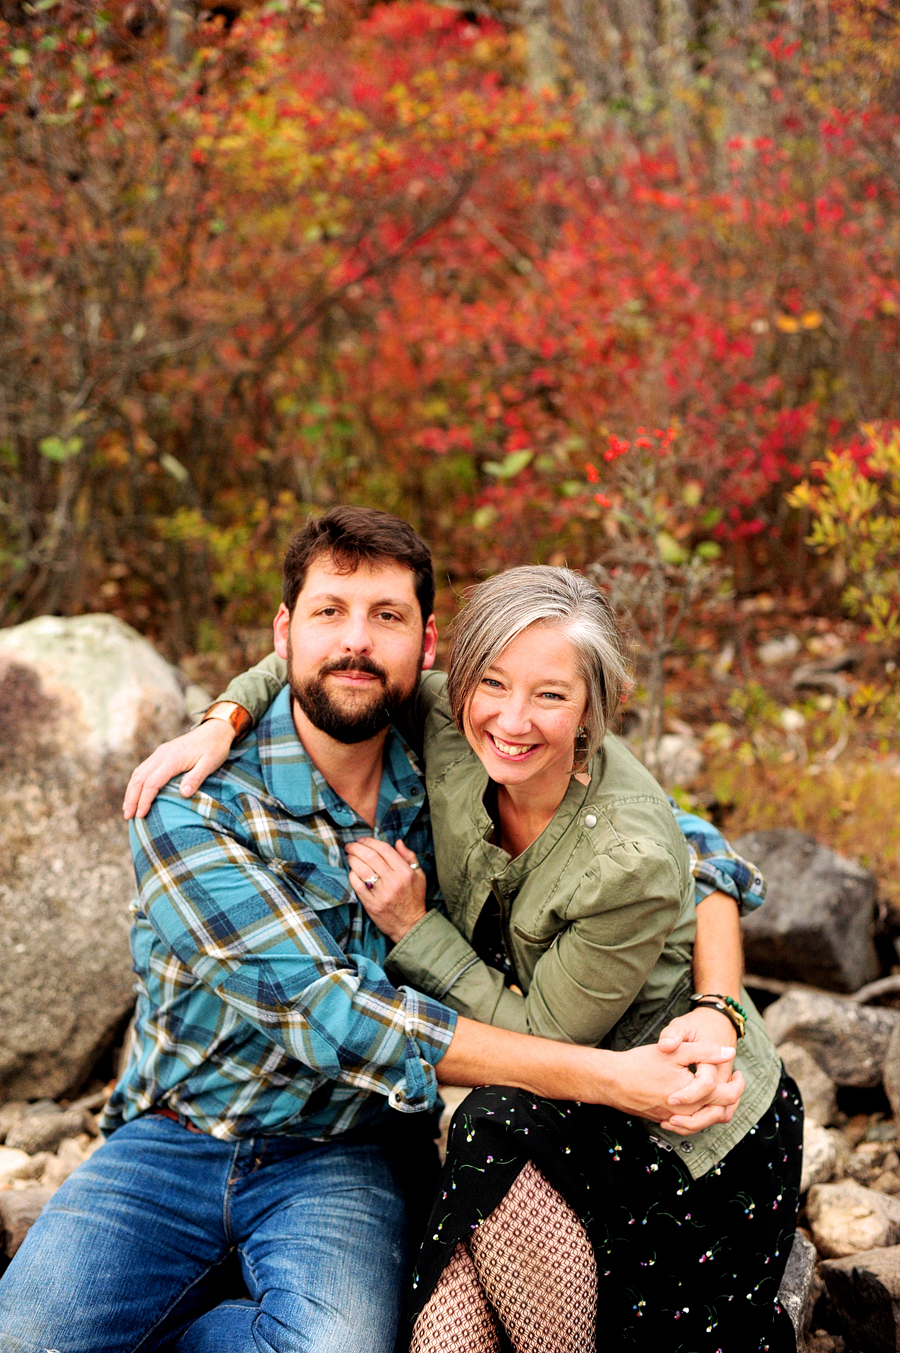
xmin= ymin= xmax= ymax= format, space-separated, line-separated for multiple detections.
xmin=1 ymin=0 xmax=898 ymax=650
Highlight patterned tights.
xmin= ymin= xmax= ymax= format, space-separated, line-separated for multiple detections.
xmin=409 ymin=1161 xmax=596 ymax=1353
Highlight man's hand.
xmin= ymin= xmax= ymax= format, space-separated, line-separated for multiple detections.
xmin=346 ymin=838 xmax=427 ymax=943
xmin=654 ymin=1005 xmax=742 ymax=1134
xmin=123 ymin=721 xmax=236 ymax=820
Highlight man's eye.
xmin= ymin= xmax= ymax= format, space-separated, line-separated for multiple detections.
xmin=376 ymin=611 xmax=401 ymax=622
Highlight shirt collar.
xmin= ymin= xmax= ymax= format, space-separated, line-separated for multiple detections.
xmin=254 ymin=685 xmax=425 ymax=824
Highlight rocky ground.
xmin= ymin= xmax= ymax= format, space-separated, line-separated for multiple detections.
xmin=2 ymin=612 xmax=900 ymax=1349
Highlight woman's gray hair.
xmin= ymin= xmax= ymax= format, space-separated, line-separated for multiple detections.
xmin=446 ymin=566 xmax=631 ymax=761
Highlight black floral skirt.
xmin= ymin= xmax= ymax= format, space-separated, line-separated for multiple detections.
xmin=410 ymin=1071 xmax=803 ymax=1352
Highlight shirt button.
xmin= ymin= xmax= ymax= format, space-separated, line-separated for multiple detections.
xmin=584 ymin=813 xmax=597 ymax=828
xmin=680 ymin=1141 xmax=694 ymax=1153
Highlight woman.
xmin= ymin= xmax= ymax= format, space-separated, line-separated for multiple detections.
xmin=129 ymin=567 xmax=801 ymax=1351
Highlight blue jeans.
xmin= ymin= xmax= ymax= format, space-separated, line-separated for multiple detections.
xmin=0 ymin=1114 xmax=411 ymax=1353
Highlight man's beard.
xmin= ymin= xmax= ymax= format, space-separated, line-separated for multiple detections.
xmin=287 ymin=640 xmax=419 ymax=745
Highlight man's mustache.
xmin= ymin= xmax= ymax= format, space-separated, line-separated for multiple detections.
xmin=319 ymin=655 xmax=388 ymax=684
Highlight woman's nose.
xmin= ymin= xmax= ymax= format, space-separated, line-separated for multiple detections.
xmin=496 ymin=696 xmax=531 ymax=732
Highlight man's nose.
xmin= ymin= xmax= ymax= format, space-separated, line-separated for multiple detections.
xmin=340 ymin=611 xmax=374 ymax=653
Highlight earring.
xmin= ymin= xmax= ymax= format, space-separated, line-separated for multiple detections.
xmin=573 ymin=725 xmax=589 ymax=773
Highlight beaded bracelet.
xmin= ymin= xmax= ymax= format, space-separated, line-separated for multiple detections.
xmin=690 ymin=992 xmax=746 ymax=1038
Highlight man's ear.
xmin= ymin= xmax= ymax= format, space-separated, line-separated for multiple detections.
xmin=273 ymin=603 xmax=290 ymax=660
xmin=422 ymin=614 xmax=438 ymax=671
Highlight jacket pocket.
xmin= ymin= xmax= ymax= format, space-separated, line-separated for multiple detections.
xmin=511 ymin=923 xmax=556 ymax=951
xmin=613 ymin=973 xmax=693 ymax=1050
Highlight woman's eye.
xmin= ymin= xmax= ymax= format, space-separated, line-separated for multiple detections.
xmin=481 ymin=677 xmax=503 ymax=689
xmin=539 ymin=691 xmax=565 ymax=700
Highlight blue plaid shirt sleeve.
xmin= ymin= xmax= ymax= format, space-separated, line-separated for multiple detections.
xmin=131 ymin=794 xmax=457 ymax=1113
xmin=671 ymin=805 xmax=767 ymax=915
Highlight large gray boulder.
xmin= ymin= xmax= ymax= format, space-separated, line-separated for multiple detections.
xmin=0 ymin=614 xmax=188 ymax=1101
xmin=764 ymin=990 xmax=900 ymax=1088
xmin=735 ymin=829 xmax=879 ymax=992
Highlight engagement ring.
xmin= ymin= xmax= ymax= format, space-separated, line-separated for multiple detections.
xmin=363 ymin=874 xmax=380 ymax=890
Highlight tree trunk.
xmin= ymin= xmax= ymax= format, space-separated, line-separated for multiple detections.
xmin=520 ymin=0 xmax=559 ymax=93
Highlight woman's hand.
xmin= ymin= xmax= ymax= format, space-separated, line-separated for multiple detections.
xmin=655 ymin=1005 xmax=742 ymax=1134
xmin=347 ymin=838 xmax=427 ymax=944
xmin=600 ymin=1038 xmax=742 ymax=1129
xmin=123 ymin=720 xmax=236 ymax=820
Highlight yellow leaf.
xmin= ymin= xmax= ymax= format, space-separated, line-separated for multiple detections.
xmin=775 ymin=315 xmax=801 ymax=333
xmin=800 ymin=311 xmax=823 ymax=329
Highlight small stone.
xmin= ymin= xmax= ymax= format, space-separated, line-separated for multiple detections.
xmin=0 ymin=1146 xmax=31 ymax=1186
xmin=872 ymin=1170 xmax=900 ymax=1195
xmin=22 ymin=1099 xmax=62 ymax=1118
xmin=802 ymin=1122 xmax=839 ymax=1193
xmin=843 ymin=1114 xmax=870 ymax=1149
xmin=5 ymin=1107 xmax=91 ymax=1155
xmin=847 ymin=1141 xmax=892 ymax=1186
xmin=807 ymin=1333 xmax=845 ymax=1353
xmin=0 ymin=1102 xmax=27 ymax=1144
xmin=40 ymin=1136 xmax=88 ymax=1190
xmin=807 ymin=1179 xmax=900 ymax=1258
xmin=0 ymin=1187 xmax=54 ymax=1258
xmin=0 ymin=1150 xmax=49 ymax=1185
xmin=778 ymin=1042 xmax=838 ymax=1126
xmin=758 ymin=634 xmax=802 ymax=666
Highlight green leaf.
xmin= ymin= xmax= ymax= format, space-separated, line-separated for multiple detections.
xmin=161 ymin=453 xmax=190 ymax=483
xmin=38 ymin=435 xmax=82 ymax=462
xmin=484 ymin=450 xmax=533 ymax=480
xmin=472 ymin=505 xmax=499 ymax=530
xmin=695 ymin=540 xmax=722 ymax=560
xmin=656 ymin=530 xmax=688 ymax=565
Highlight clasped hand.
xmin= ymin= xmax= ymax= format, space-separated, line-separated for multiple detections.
xmin=650 ymin=1006 xmax=743 ymax=1135
xmin=346 ymin=837 xmax=427 ymax=944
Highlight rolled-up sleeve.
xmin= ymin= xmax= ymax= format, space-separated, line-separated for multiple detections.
xmin=671 ymin=804 xmax=767 ymax=914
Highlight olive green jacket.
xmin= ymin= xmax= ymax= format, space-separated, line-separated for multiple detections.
xmin=222 ymin=659 xmax=782 ymax=1179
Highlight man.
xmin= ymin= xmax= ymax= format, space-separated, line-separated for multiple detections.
xmin=0 ymin=508 xmax=735 ymax=1353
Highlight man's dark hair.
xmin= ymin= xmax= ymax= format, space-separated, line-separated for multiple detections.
xmin=282 ymin=507 xmax=435 ymax=624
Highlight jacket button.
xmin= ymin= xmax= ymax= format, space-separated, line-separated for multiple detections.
xmin=584 ymin=813 xmax=597 ymax=828
xmin=680 ymin=1141 xmax=694 ymax=1153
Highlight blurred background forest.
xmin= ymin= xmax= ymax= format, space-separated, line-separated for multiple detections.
xmin=1 ymin=0 xmax=900 ymax=899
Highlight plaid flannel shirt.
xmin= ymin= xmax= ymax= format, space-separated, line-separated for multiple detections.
xmin=672 ymin=804 xmax=766 ymax=914
xmin=101 ymin=686 xmax=457 ymax=1142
